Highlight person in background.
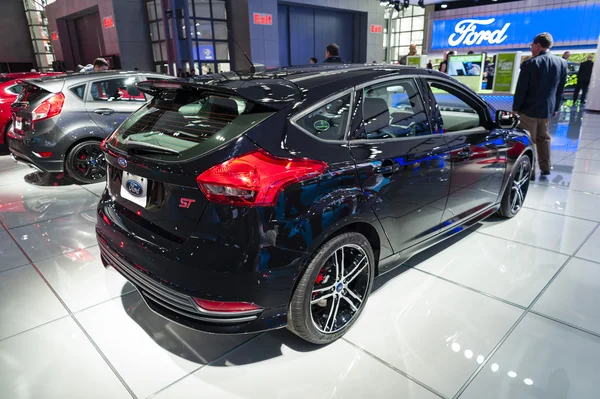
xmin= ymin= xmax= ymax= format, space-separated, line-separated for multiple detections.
xmin=310 ymin=57 xmax=318 ymax=64
xmin=80 ymin=58 xmax=109 ymax=72
xmin=562 ymin=51 xmax=571 ymax=61
xmin=467 ymin=51 xmax=474 ymax=55
xmin=513 ymin=32 xmax=568 ymax=177
xmin=177 ymin=68 xmax=185 ymax=78
xmin=426 ymin=60 xmax=433 ymax=70
xmin=399 ymin=44 xmax=418 ymax=65
xmin=323 ymin=43 xmax=343 ymax=63
xmin=573 ymin=55 xmax=594 ymax=104
xmin=189 ymin=68 xmax=196 ymax=77
xmin=439 ymin=51 xmax=455 ymax=73
xmin=486 ymin=55 xmax=496 ymax=90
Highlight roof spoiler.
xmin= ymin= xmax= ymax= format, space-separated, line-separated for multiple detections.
xmin=136 ymin=79 xmax=294 ymax=110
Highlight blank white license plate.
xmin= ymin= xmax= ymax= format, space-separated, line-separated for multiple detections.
xmin=14 ymin=117 xmax=22 ymax=131
xmin=120 ymin=171 xmax=148 ymax=207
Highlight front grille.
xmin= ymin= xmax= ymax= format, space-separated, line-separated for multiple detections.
xmin=98 ymin=241 xmax=259 ymax=324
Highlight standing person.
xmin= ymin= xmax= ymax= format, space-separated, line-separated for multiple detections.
xmin=438 ymin=51 xmax=455 ymax=73
xmin=562 ymin=51 xmax=571 ymax=61
xmin=323 ymin=43 xmax=344 ymax=63
xmin=486 ymin=56 xmax=496 ymax=90
xmin=513 ymin=32 xmax=568 ymax=177
xmin=80 ymin=58 xmax=109 ymax=72
xmin=573 ymin=55 xmax=594 ymax=104
xmin=426 ymin=60 xmax=433 ymax=70
xmin=310 ymin=57 xmax=318 ymax=64
xmin=399 ymin=44 xmax=417 ymax=65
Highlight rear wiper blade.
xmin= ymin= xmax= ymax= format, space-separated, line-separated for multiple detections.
xmin=123 ymin=138 xmax=181 ymax=155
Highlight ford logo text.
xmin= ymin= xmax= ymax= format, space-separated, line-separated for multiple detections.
xmin=448 ymin=18 xmax=511 ymax=47
xmin=126 ymin=180 xmax=144 ymax=197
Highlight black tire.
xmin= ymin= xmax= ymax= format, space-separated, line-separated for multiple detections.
xmin=498 ymin=155 xmax=532 ymax=218
xmin=288 ymin=232 xmax=375 ymax=344
xmin=65 ymin=140 xmax=106 ymax=185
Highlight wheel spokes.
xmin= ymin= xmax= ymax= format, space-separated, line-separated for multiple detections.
xmin=310 ymin=244 xmax=370 ymax=334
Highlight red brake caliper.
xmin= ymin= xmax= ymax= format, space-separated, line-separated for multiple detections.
xmin=313 ymin=268 xmax=326 ymax=300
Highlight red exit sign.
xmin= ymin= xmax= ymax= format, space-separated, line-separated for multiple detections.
xmin=103 ymin=16 xmax=114 ymax=29
xmin=253 ymin=13 xmax=273 ymax=25
xmin=51 ymin=31 xmax=58 ymax=41
xmin=370 ymin=24 xmax=383 ymax=33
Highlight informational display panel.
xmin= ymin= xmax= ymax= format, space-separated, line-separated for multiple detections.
xmin=448 ymin=54 xmax=485 ymax=92
xmin=493 ymin=53 xmax=517 ymax=93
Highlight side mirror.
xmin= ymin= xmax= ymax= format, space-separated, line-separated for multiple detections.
xmin=496 ymin=110 xmax=520 ymax=129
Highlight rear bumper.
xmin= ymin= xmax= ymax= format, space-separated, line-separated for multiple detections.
xmin=7 ymin=134 xmax=64 ymax=173
xmin=95 ymin=200 xmax=305 ymax=334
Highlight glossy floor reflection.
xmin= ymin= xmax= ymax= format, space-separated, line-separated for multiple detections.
xmin=1 ymin=111 xmax=600 ymax=399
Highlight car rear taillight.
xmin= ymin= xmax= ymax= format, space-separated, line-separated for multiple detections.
xmin=193 ymin=298 xmax=261 ymax=313
xmin=32 ymin=92 xmax=64 ymax=122
xmin=196 ymin=150 xmax=327 ymax=207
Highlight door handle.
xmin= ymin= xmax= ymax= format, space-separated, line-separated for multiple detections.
xmin=374 ymin=160 xmax=399 ymax=176
xmin=94 ymin=108 xmax=114 ymax=115
xmin=456 ymin=147 xmax=472 ymax=159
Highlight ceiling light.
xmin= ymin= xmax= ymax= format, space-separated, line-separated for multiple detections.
xmin=403 ymin=0 xmax=410 ymax=8
xmin=441 ymin=3 xmax=448 ymax=8
xmin=418 ymin=0 xmax=425 ymax=7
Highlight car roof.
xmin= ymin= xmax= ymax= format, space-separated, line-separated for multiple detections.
xmin=182 ymin=64 xmax=443 ymax=108
xmin=31 ymin=70 xmax=168 ymax=83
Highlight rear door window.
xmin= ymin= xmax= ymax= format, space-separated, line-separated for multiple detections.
xmin=70 ymin=84 xmax=86 ymax=100
xmin=109 ymin=89 xmax=274 ymax=160
xmin=357 ymin=79 xmax=431 ymax=140
xmin=6 ymin=84 xmax=23 ymax=95
xmin=89 ymin=77 xmax=146 ymax=102
xmin=294 ymin=93 xmax=351 ymax=141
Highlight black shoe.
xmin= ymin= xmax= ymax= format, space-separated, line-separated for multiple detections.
xmin=541 ymin=171 xmax=551 ymax=176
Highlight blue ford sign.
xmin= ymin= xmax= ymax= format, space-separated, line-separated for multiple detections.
xmin=431 ymin=4 xmax=600 ymax=51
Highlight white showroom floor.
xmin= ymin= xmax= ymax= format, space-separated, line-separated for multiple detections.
xmin=1 ymin=110 xmax=600 ymax=399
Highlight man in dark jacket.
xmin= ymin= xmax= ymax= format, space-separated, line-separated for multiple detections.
xmin=513 ymin=32 xmax=568 ymax=176
xmin=573 ymin=55 xmax=594 ymax=104
xmin=323 ymin=43 xmax=344 ymax=63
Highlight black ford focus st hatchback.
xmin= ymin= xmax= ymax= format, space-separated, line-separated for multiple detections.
xmin=97 ymin=65 xmax=534 ymax=344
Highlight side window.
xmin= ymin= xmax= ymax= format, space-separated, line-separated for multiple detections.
xmin=295 ymin=93 xmax=351 ymax=140
xmin=427 ymin=81 xmax=484 ymax=133
xmin=359 ymin=79 xmax=430 ymax=140
xmin=6 ymin=84 xmax=23 ymax=95
xmin=89 ymin=77 xmax=146 ymax=102
xmin=70 ymin=84 xmax=86 ymax=100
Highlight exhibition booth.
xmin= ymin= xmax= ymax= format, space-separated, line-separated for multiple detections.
xmin=420 ymin=2 xmax=600 ymax=96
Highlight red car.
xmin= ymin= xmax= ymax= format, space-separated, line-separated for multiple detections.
xmin=0 ymin=72 xmax=62 ymax=145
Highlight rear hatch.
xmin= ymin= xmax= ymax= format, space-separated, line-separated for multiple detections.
xmin=103 ymin=82 xmax=284 ymax=244
xmin=11 ymin=78 xmax=65 ymax=135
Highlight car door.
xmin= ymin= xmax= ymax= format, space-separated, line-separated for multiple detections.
xmin=85 ymin=75 xmax=147 ymax=135
xmin=422 ymin=77 xmax=507 ymax=225
xmin=349 ymin=77 xmax=451 ymax=253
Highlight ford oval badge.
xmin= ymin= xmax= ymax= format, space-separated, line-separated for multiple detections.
xmin=118 ymin=157 xmax=127 ymax=168
xmin=126 ymin=180 xmax=144 ymax=197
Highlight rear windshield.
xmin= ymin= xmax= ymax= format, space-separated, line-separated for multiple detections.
xmin=109 ymin=89 xmax=274 ymax=160
xmin=16 ymin=84 xmax=49 ymax=105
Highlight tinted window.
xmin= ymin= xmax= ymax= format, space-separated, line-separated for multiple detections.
xmin=70 ymin=84 xmax=86 ymax=99
xmin=6 ymin=84 xmax=23 ymax=95
xmin=428 ymin=81 xmax=482 ymax=133
xmin=90 ymin=77 xmax=145 ymax=102
xmin=296 ymin=93 xmax=351 ymax=140
xmin=359 ymin=79 xmax=430 ymax=140
xmin=109 ymin=90 xmax=274 ymax=160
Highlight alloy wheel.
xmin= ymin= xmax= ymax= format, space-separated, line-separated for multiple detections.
xmin=310 ymin=244 xmax=371 ymax=334
xmin=72 ymin=143 xmax=106 ymax=181
xmin=510 ymin=160 xmax=530 ymax=213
